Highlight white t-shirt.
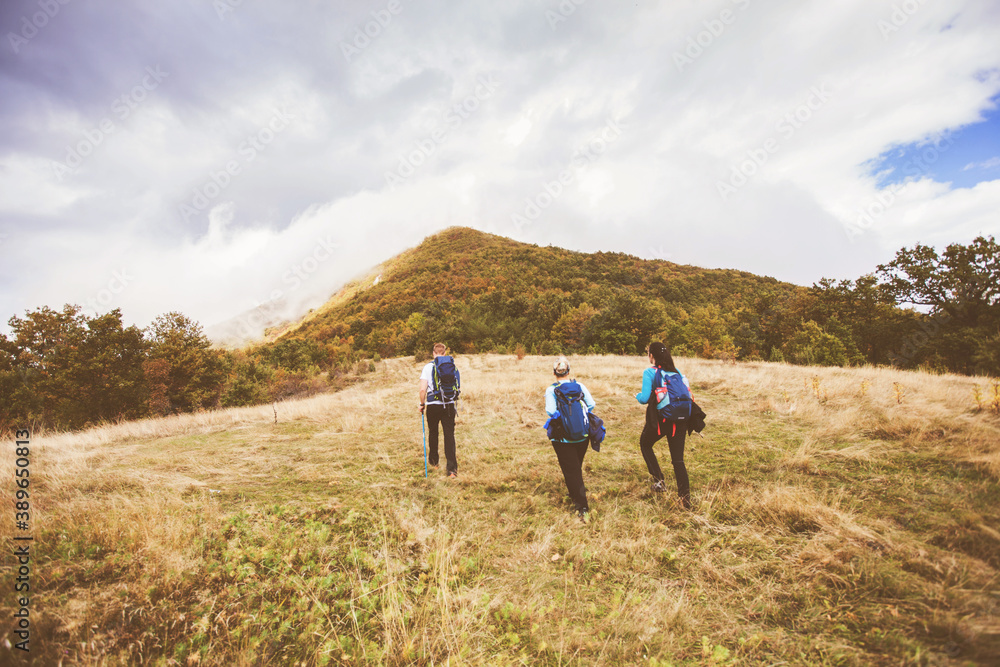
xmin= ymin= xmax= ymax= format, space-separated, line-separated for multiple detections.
xmin=420 ymin=361 xmax=454 ymax=405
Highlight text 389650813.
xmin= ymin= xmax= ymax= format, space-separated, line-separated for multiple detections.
xmin=13 ymin=428 xmax=32 ymax=652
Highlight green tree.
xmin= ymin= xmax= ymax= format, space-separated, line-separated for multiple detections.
xmin=584 ymin=293 xmax=667 ymax=354
xmin=552 ymin=302 xmax=599 ymax=350
xmin=783 ymin=320 xmax=848 ymax=367
xmin=877 ymin=236 xmax=1000 ymax=373
xmin=146 ymin=312 xmax=224 ymax=413
xmin=668 ymin=305 xmax=740 ymax=360
xmin=74 ymin=310 xmax=149 ymax=423
xmin=220 ymin=351 xmax=273 ymax=407
xmin=5 ymin=305 xmax=149 ymax=429
xmin=877 ymin=235 xmax=1000 ymax=328
xmin=0 ymin=333 xmax=23 ymax=432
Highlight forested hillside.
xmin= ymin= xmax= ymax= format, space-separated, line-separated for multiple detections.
xmin=279 ymin=227 xmax=994 ymax=374
xmin=3 ymin=227 xmax=997 ymax=433
xmin=286 ymin=227 xmax=805 ymax=360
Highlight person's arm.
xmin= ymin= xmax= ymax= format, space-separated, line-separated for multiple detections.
xmin=635 ymin=368 xmax=654 ymax=404
xmin=545 ymin=385 xmax=557 ymax=416
xmin=582 ymin=384 xmax=596 ymax=412
xmin=419 ymin=364 xmax=431 ymax=413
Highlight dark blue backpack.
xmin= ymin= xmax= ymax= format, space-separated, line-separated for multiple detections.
xmin=652 ymin=368 xmax=692 ymax=422
xmin=553 ymin=381 xmax=589 ymax=441
xmin=430 ymin=356 xmax=461 ymax=402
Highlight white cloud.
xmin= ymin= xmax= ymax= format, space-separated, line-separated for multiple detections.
xmin=963 ymin=156 xmax=1000 ymax=171
xmin=2 ymin=0 xmax=1000 ymax=338
xmin=0 ymin=155 xmax=93 ymax=216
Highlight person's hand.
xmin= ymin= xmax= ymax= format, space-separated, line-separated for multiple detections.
xmin=419 ymin=403 xmax=425 ymax=414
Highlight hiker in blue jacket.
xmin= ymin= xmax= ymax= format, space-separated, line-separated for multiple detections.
xmin=636 ymin=342 xmax=692 ymax=508
xmin=545 ymin=357 xmax=596 ymax=522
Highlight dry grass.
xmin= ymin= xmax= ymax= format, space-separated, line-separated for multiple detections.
xmin=2 ymin=354 xmax=998 ymax=665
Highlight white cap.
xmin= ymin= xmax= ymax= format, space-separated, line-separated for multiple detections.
xmin=553 ymin=356 xmax=570 ymax=376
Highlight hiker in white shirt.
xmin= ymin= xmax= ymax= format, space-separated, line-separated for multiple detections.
xmin=418 ymin=343 xmax=459 ymax=477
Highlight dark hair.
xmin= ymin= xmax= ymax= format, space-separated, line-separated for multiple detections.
xmin=648 ymin=342 xmax=677 ymax=372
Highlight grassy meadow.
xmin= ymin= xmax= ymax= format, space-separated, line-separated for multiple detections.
xmin=2 ymin=354 xmax=999 ymax=666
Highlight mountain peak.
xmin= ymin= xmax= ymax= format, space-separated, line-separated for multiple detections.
xmin=273 ymin=227 xmax=797 ymax=359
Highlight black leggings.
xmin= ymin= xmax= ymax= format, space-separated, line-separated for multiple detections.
xmin=551 ymin=440 xmax=589 ymax=514
xmin=639 ymin=405 xmax=689 ymax=501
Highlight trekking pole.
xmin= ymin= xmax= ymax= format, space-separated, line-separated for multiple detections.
xmin=422 ymin=413 xmax=428 ymax=478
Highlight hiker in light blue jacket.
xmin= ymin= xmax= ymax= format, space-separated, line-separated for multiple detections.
xmin=635 ymin=342 xmax=692 ymax=508
xmin=545 ymin=356 xmax=596 ymax=522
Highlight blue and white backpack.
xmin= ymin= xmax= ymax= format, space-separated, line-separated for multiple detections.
xmin=652 ymin=368 xmax=692 ymax=423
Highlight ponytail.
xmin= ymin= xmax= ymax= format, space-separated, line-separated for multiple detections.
xmin=648 ymin=341 xmax=677 ymax=372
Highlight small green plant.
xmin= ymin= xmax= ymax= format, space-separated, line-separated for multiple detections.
xmin=992 ymin=379 xmax=1000 ymax=415
xmin=893 ymin=382 xmax=904 ymax=404
xmin=859 ymin=379 xmax=871 ymax=398
xmin=973 ymin=385 xmax=984 ymax=411
xmin=701 ymin=635 xmax=732 ymax=663
xmin=811 ymin=376 xmax=821 ymax=400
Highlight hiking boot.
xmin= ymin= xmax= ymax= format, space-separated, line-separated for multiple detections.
xmin=448 ymin=471 xmax=457 ymax=479
xmin=651 ymin=480 xmax=667 ymax=493
xmin=578 ymin=510 xmax=591 ymax=524
xmin=680 ymin=494 xmax=692 ymax=510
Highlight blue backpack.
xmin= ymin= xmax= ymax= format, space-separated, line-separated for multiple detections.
xmin=652 ymin=368 xmax=692 ymax=422
xmin=430 ymin=356 xmax=461 ymax=403
xmin=553 ymin=381 xmax=589 ymax=441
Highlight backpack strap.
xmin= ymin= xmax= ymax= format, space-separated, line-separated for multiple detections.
xmin=429 ymin=361 xmax=441 ymax=401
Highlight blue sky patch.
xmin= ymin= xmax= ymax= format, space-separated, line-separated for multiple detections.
xmin=869 ymin=97 xmax=1000 ymax=190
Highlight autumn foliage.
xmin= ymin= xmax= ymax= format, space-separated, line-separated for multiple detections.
xmin=3 ymin=228 xmax=997 ymax=433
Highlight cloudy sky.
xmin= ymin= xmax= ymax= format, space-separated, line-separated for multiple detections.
xmin=1 ymin=0 xmax=999 ymax=339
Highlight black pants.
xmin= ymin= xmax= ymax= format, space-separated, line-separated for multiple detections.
xmin=426 ymin=403 xmax=457 ymax=474
xmin=551 ymin=440 xmax=589 ymax=514
xmin=639 ymin=405 xmax=689 ymax=503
